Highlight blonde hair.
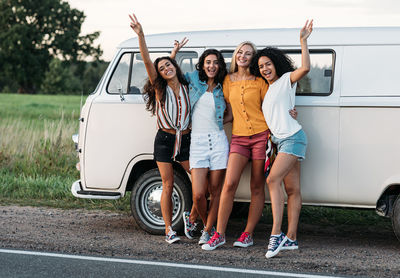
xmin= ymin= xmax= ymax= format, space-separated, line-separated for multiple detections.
xmin=229 ymin=41 xmax=257 ymax=73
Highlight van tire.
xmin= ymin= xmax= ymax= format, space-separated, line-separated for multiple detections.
xmin=392 ymin=194 xmax=400 ymax=241
xmin=130 ymin=168 xmax=192 ymax=235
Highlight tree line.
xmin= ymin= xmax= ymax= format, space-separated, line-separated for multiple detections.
xmin=0 ymin=0 xmax=107 ymax=95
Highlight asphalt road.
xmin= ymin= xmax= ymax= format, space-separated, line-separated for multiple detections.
xmin=1 ymin=206 xmax=399 ymax=278
xmin=0 ymin=249 xmax=348 ymax=278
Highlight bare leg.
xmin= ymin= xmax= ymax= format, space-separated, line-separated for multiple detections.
xmin=216 ymin=153 xmax=248 ymax=236
xmin=283 ymin=161 xmax=301 ymax=240
xmin=266 ymin=153 xmax=298 ymax=235
xmin=244 ymin=159 xmax=266 ymax=236
xmin=191 ymin=168 xmax=209 ymax=226
xmin=179 ymin=160 xmax=199 ymax=223
xmin=157 ymin=161 xmax=175 ymax=235
xmin=204 ymin=169 xmax=226 ymax=233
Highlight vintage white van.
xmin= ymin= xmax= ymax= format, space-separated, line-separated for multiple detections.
xmin=71 ymin=27 xmax=400 ymax=240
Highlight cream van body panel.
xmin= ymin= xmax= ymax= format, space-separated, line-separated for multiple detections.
xmin=338 ymin=107 xmax=400 ymax=206
xmin=84 ymin=94 xmax=156 ymax=189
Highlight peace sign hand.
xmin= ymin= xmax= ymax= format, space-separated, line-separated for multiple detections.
xmin=300 ymin=19 xmax=313 ymax=41
xmin=173 ymin=37 xmax=189 ymax=53
xmin=129 ymin=13 xmax=143 ymax=36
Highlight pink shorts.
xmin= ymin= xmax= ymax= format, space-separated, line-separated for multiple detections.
xmin=230 ymin=130 xmax=269 ymax=160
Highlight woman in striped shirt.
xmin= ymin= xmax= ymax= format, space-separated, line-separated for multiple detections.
xmin=130 ymin=13 xmax=191 ymax=244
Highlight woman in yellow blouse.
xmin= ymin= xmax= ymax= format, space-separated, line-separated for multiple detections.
xmin=202 ymin=41 xmax=270 ymax=250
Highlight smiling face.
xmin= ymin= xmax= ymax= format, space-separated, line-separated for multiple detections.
xmin=202 ymin=54 xmax=219 ymax=80
xmin=157 ymin=59 xmax=176 ymax=80
xmin=235 ymin=44 xmax=254 ymax=68
xmin=258 ymin=56 xmax=278 ymax=84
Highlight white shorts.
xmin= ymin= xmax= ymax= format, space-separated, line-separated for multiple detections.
xmin=189 ymin=130 xmax=229 ymax=170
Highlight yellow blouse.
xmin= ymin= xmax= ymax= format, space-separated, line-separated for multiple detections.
xmin=223 ymin=75 xmax=269 ymax=136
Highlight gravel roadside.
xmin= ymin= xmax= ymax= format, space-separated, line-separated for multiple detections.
xmin=1 ymin=205 xmax=399 ymax=277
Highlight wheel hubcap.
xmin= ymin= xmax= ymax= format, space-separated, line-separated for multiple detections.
xmin=140 ymin=181 xmax=182 ymax=226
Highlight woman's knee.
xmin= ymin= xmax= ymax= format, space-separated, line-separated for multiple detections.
xmin=222 ymin=179 xmax=239 ymax=195
xmin=209 ymin=182 xmax=222 ymax=196
xmin=285 ymin=184 xmax=301 ymax=197
xmin=250 ymin=182 xmax=265 ymax=196
xmin=193 ymin=192 xmax=206 ymax=204
xmin=267 ymin=173 xmax=283 ymax=187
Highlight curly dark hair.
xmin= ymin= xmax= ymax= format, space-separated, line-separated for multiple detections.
xmin=196 ymin=49 xmax=227 ymax=85
xmin=251 ymin=47 xmax=295 ymax=80
xmin=142 ymin=56 xmax=188 ymax=115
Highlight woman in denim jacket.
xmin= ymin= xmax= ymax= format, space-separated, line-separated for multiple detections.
xmin=172 ymin=44 xmax=232 ymax=245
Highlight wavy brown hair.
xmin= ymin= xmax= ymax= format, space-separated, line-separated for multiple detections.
xmin=142 ymin=57 xmax=188 ymax=115
xmin=196 ymin=49 xmax=227 ymax=85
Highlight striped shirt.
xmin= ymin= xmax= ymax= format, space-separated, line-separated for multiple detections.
xmin=156 ymin=85 xmax=191 ymax=159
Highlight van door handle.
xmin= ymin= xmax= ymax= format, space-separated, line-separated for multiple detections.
xmin=118 ymin=88 xmax=125 ymax=102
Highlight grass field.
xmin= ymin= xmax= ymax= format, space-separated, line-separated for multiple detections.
xmin=0 ymin=93 xmax=393 ymax=230
xmin=0 ymin=93 xmax=129 ymax=211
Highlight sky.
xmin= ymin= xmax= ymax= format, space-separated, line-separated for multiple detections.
xmin=68 ymin=0 xmax=400 ymax=61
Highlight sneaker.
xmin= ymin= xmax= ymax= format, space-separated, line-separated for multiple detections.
xmin=165 ymin=227 xmax=180 ymax=244
xmin=265 ymin=233 xmax=288 ymax=258
xmin=201 ymin=232 xmax=225 ymax=251
xmin=233 ymin=232 xmax=253 ymax=247
xmin=210 ymin=226 xmax=216 ymax=236
xmin=182 ymin=211 xmax=197 ymax=239
xmin=281 ymin=238 xmax=298 ymax=250
xmin=198 ymin=230 xmax=211 ymax=245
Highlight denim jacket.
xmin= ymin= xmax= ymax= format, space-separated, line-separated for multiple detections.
xmin=185 ymin=71 xmax=226 ymax=130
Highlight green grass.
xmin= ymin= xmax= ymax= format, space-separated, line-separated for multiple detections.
xmin=0 ymin=93 xmax=130 ymax=212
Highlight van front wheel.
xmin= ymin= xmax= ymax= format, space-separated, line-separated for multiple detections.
xmin=130 ymin=168 xmax=192 ymax=235
xmin=392 ymin=194 xmax=400 ymax=241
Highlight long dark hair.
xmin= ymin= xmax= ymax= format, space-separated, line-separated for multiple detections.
xmin=143 ymin=56 xmax=188 ymax=115
xmin=251 ymin=47 xmax=295 ymax=79
xmin=196 ymin=49 xmax=227 ymax=85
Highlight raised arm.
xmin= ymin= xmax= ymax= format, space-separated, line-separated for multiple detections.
xmin=290 ymin=20 xmax=313 ymax=84
xmin=129 ymin=13 xmax=157 ymax=84
xmin=170 ymin=37 xmax=189 ymax=60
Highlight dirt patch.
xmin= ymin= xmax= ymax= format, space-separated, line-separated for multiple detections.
xmin=1 ymin=205 xmax=399 ymax=277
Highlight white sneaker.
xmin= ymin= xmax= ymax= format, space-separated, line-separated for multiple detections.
xmin=165 ymin=226 xmax=180 ymax=244
xmin=198 ymin=230 xmax=211 ymax=245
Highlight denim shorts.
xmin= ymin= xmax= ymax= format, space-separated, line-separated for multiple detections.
xmin=271 ymin=129 xmax=307 ymax=161
xmin=189 ymin=130 xmax=229 ymax=170
xmin=154 ymin=129 xmax=190 ymax=163
xmin=230 ymin=130 xmax=269 ymax=160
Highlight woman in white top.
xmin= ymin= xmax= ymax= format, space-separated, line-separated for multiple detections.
xmin=255 ymin=20 xmax=313 ymax=258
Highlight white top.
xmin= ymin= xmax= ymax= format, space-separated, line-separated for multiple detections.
xmin=191 ymin=91 xmax=219 ymax=134
xmin=262 ymin=72 xmax=302 ymax=139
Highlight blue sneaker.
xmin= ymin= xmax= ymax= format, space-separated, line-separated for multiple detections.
xmin=165 ymin=226 xmax=180 ymax=244
xmin=182 ymin=211 xmax=197 ymax=239
xmin=265 ymin=233 xmax=288 ymax=258
xmin=282 ymin=238 xmax=298 ymax=250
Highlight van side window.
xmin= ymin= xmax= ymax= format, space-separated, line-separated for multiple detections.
xmin=107 ymin=53 xmax=131 ymax=94
xmin=107 ymin=52 xmax=198 ymax=95
xmin=177 ymin=52 xmax=198 ymax=73
xmin=221 ymin=51 xmax=233 ymax=71
xmin=220 ymin=49 xmax=335 ymax=96
xmin=287 ymin=50 xmax=334 ymax=96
